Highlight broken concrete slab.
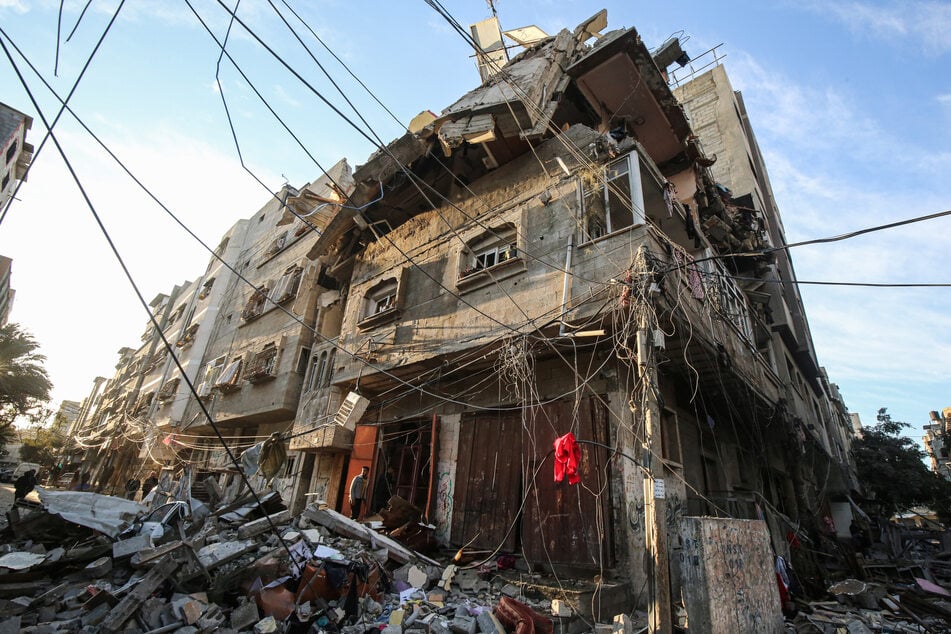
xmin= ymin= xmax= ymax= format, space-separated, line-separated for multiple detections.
xmin=100 ymin=556 xmax=180 ymax=634
xmin=112 ymin=533 xmax=153 ymax=559
xmin=196 ymin=540 xmax=257 ymax=568
xmin=302 ymin=505 xmax=438 ymax=565
xmin=35 ymin=487 xmax=145 ymax=538
xmin=84 ymin=555 xmax=112 ymax=577
xmin=0 ymin=551 xmax=46 ymax=570
xmin=230 ymin=600 xmax=260 ymax=630
xmin=237 ymin=510 xmax=293 ymax=539
xmin=476 ymin=610 xmax=506 ymax=633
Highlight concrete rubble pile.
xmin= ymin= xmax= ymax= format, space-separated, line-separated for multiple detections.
xmin=0 ymin=487 xmax=639 ymax=634
xmin=788 ymin=526 xmax=951 ymax=633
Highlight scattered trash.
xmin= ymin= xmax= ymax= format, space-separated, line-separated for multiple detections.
xmin=4 ymin=471 xmax=951 ymax=633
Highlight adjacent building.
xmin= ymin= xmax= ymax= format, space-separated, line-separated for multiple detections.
xmin=0 ymin=255 xmax=13 ymax=326
xmin=0 ymin=102 xmax=32 ymax=211
xmin=923 ymin=408 xmax=951 ymax=479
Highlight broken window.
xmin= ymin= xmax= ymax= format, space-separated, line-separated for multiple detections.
xmin=270 ymin=265 xmax=303 ymax=305
xmin=241 ymin=285 xmax=270 ymax=321
xmin=132 ymin=391 xmax=155 ymax=416
xmin=358 ymin=272 xmax=406 ymax=329
xmin=166 ymin=304 xmax=186 ymax=328
xmin=214 ymin=358 xmax=243 ymax=392
xmin=264 ymin=232 xmax=288 ymax=259
xmin=697 ymin=254 xmax=753 ymax=341
xmin=142 ymin=349 xmax=167 ymax=374
xmin=460 ymin=223 xmax=518 ymax=279
xmin=156 ymin=377 xmax=180 ymax=402
xmin=175 ymin=323 xmax=200 ymax=348
xmin=198 ymin=277 xmax=215 ymax=300
xmin=197 ymin=356 xmax=226 ymax=398
xmin=579 ymin=152 xmax=646 ymax=242
xmin=246 ymin=343 xmax=278 ymax=383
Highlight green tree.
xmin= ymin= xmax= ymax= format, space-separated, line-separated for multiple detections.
xmin=853 ymin=408 xmax=951 ymax=521
xmin=19 ymin=424 xmax=66 ymax=469
xmin=0 ymin=323 xmax=52 ymax=447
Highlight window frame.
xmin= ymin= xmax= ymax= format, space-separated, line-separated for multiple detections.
xmin=197 ymin=356 xmax=226 ymax=397
xmin=457 ymin=222 xmax=524 ymax=291
xmin=214 ymin=358 xmax=243 ymax=393
xmin=270 ymin=265 xmax=304 ymax=305
xmin=578 ymin=152 xmax=647 ymax=244
xmin=358 ymin=271 xmax=407 ymax=330
xmin=241 ymin=285 xmax=270 ymax=322
xmin=246 ymin=343 xmax=279 ymax=384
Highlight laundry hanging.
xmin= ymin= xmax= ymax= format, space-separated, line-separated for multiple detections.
xmin=553 ymin=432 xmax=581 ymax=485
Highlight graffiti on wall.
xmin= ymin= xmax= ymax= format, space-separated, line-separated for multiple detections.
xmin=435 ymin=469 xmax=453 ymax=543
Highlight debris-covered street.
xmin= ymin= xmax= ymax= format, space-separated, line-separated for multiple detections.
xmin=2 ymin=471 xmax=951 ymax=633
xmin=0 ymin=476 xmax=640 ymax=634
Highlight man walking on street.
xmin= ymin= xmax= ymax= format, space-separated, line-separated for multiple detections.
xmin=14 ymin=469 xmax=37 ymax=501
xmin=349 ymin=466 xmax=369 ymax=520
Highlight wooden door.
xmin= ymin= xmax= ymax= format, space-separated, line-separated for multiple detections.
xmin=521 ymin=396 xmax=614 ymax=568
xmin=451 ymin=410 xmax=523 ymax=551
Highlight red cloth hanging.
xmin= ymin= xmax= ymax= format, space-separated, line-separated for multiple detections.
xmin=553 ymin=432 xmax=581 ymax=485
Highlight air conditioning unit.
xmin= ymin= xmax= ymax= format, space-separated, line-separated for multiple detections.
xmin=334 ymin=392 xmax=370 ymax=431
xmin=197 ymin=382 xmax=212 ymax=398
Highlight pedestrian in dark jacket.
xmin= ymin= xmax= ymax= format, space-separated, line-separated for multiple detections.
xmin=14 ymin=469 xmax=37 ymax=501
xmin=141 ymin=472 xmax=159 ymax=498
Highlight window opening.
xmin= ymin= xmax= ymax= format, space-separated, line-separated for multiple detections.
xmin=461 ymin=223 xmax=518 ymax=278
xmin=247 ymin=343 xmax=278 ymax=383
xmin=580 ymin=152 xmax=645 ymax=242
xmin=215 ymin=358 xmax=242 ymax=392
xmin=241 ymin=285 xmax=270 ymax=321
xmin=296 ymin=347 xmax=311 ymax=375
xmin=271 ymin=266 xmax=303 ymax=304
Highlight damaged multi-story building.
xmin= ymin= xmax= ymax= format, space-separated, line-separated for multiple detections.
xmin=288 ymin=9 xmax=860 ymax=606
xmin=67 ymin=9 xmax=859 ymax=621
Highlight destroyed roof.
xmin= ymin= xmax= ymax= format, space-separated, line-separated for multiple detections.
xmin=305 ymin=11 xmax=695 ymax=268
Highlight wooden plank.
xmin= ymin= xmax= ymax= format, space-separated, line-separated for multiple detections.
xmin=100 ymin=556 xmax=180 ymax=633
xmin=678 ymin=517 xmax=783 ymax=634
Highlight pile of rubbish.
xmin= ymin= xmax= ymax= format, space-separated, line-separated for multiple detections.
xmin=789 ymin=577 xmax=951 ymax=633
xmin=5 ymin=479 xmax=951 ymax=633
xmin=788 ymin=522 xmax=951 ymax=633
xmin=0 ymin=484 xmax=619 ymax=633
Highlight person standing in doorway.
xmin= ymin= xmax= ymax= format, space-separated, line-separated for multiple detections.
xmin=349 ymin=466 xmax=369 ymax=520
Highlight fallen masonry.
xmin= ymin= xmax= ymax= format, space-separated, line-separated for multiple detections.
xmin=2 ymin=487 xmax=951 ymax=633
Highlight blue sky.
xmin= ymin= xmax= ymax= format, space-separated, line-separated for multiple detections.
xmin=0 ymin=1 xmax=948 ymax=442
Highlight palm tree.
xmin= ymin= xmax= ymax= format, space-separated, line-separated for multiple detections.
xmin=0 ymin=323 xmax=52 ymax=444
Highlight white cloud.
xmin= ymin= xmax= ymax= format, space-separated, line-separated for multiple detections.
xmin=0 ymin=0 xmax=28 ymax=13
xmin=806 ymin=1 xmax=951 ymax=55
